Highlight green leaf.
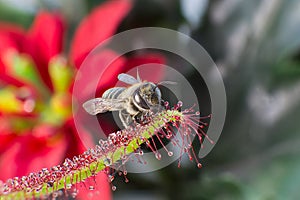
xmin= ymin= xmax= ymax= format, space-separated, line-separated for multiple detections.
xmin=9 ymin=53 xmax=50 ymax=98
xmin=49 ymin=57 xmax=73 ymax=93
xmin=0 ymin=87 xmax=23 ymax=113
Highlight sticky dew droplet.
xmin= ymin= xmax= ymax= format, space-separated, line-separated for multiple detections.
xmin=66 ymin=184 xmax=72 ymax=190
xmin=155 ymin=153 xmax=162 ymax=160
xmin=177 ymin=101 xmax=183 ymax=107
xmin=89 ymin=185 xmax=94 ymax=191
xmin=52 ymin=191 xmax=58 ymax=198
xmin=168 ymin=151 xmax=173 ymax=157
xmin=71 ymin=189 xmax=78 ymax=198
xmin=164 ymin=101 xmax=169 ymax=107
xmin=109 ymin=175 xmax=114 ymax=183
xmin=104 ymin=158 xmax=111 ymax=166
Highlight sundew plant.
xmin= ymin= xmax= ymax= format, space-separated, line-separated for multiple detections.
xmin=0 ymin=102 xmax=211 ymax=199
xmin=0 ymin=1 xmax=220 ymax=200
xmin=1 ymin=0 xmax=298 ymax=199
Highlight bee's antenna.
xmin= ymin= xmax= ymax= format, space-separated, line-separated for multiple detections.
xmin=153 ymin=81 xmax=176 ymax=92
xmin=157 ymin=81 xmax=177 ymax=86
xmin=137 ymin=68 xmax=142 ymax=82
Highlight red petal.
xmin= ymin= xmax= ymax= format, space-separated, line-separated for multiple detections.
xmin=63 ymin=119 xmax=90 ymax=158
xmin=0 ymin=116 xmax=16 ymax=154
xmin=0 ymin=33 xmax=19 ymax=54
xmin=0 ymin=70 xmax=25 ymax=87
xmin=95 ymin=53 xmax=128 ymax=97
xmin=0 ymin=23 xmax=25 ymax=53
xmin=0 ymin=133 xmax=67 ymax=181
xmin=0 ymin=134 xmax=15 ymax=154
xmin=23 ymin=11 xmax=65 ymax=90
xmin=70 ymin=0 xmax=132 ymax=69
xmin=124 ymin=53 xmax=166 ymax=83
xmin=0 ymin=23 xmax=26 ymax=86
xmin=73 ymin=49 xmax=126 ymax=101
xmin=76 ymin=171 xmax=111 ymax=200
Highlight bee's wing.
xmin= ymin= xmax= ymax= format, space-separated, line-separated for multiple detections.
xmin=118 ymin=73 xmax=139 ymax=85
xmin=83 ymin=98 xmax=126 ymax=115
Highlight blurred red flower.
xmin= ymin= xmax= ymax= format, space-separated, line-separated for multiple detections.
xmin=0 ymin=0 xmax=165 ymax=199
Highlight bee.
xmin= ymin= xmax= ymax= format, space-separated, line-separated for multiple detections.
xmin=83 ymin=71 xmax=165 ymax=128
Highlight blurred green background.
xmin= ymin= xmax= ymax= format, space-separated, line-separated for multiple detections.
xmin=1 ymin=0 xmax=300 ymax=199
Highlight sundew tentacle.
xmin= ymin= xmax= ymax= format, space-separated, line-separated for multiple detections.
xmin=0 ymin=103 xmax=211 ymax=199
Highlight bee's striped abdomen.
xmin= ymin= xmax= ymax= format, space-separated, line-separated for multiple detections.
xmin=102 ymin=87 xmax=125 ymax=99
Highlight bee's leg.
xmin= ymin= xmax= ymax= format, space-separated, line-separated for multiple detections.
xmin=119 ymin=110 xmax=132 ymax=129
xmin=132 ymin=112 xmax=140 ymax=123
xmin=133 ymin=112 xmax=149 ymax=125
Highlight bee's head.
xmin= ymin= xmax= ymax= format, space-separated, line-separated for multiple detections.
xmin=133 ymin=83 xmax=162 ymax=111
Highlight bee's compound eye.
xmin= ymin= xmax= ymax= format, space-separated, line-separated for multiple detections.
xmin=151 ymin=94 xmax=159 ymax=104
xmin=134 ymin=92 xmax=150 ymax=109
xmin=151 ymin=87 xmax=161 ymax=104
xmin=154 ymin=87 xmax=161 ymax=99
